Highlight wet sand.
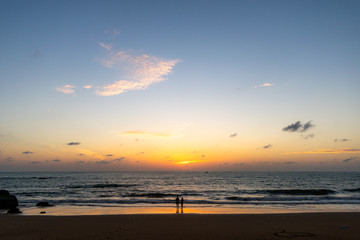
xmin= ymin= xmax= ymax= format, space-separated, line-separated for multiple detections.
xmin=1 ymin=212 xmax=359 ymax=240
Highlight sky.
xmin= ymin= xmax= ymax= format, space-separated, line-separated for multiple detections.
xmin=0 ymin=0 xmax=359 ymax=171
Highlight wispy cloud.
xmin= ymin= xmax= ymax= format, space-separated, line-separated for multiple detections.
xmin=83 ymin=85 xmax=93 ymax=89
xmin=230 ymin=133 xmax=237 ymax=137
xmin=121 ymin=130 xmax=177 ymax=138
xmin=67 ymin=142 xmax=81 ymax=146
xmin=114 ymin=157 xmax=125 ymax=161
xmin=343 ymin=157 xmax=358 ymax=163
xmin=96 ymin=160 xmax=111 ymax=164
xmin=283 ymin=161 xmax=296 ymax=164
xmin=263 ymin=144 xmax=272 ymax=149
xmin=282 ymin=121 xmax=314 ymax=132
xmin=22 ymin=151 xmax=34 ymax=154
xmin=303 ymin=134 xmax=315 ymax=139
xmin=104 ymin=28 xmax=121 ymax=36
xmin=112 ymin=28 xmax=121 ymax=36
xmin=335 ymin=138 xmax=350 ymax=142
xmin=96 ymin=50 xmax=180 ymax=96
xmin=285 ymin=148 xmax=360 ymax=154
xmin=53 ymin=158 xmax=61 ymax=162
xmin=254 ymin=83 xmax=274 ymax=88
xmin=56 ymin=85 xmax=76 ymax=94
xmin=97 ymin=42 xmax=112 ymax=50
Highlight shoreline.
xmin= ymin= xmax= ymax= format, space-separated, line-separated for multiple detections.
xmin=3 ymin=203 xmax=360 ymax=216
xmin=1 ymin=212 xmax=359 ymax=240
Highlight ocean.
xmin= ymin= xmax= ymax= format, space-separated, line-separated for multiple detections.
xmin=1 ymin=172 xmax=360 ymax=213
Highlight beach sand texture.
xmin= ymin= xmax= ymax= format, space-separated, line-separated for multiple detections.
xmin=1 ymin=213 xmax=359 ymax=240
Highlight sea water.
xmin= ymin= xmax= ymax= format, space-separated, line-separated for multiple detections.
xmin=1 ymin=172 xmax=360 ymax=213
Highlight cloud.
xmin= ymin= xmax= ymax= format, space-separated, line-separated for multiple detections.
xmin=263 ymin=144 xmax=272 ymax=149
xmin=31 ymin=161 xmax=40 ymax=164
xmin=230 ymin=133 xmax=237 ymax=137
xmin=96 ymin=51 xmax=180 ymax=96
xmin=335 ymin=138 xmax=350 ymax=142
xmin=104 ymin=28 xmax=121 ymax=36
xmin=254 ymin=83 xmax=274 ymax=88
xmin=286 ymin=148 xmax=360 ymax=154
xmin=83 ymin=85 xmax=93 ymax=89
xmin=282 ymin=121 xmax=314 ymax=132
xmin=75 ymin=160 xmax=85 ymax=164
xmin=22 ymin=151 xmax=34 ymax=154
xmin=96 ymin=160 xmax=111 ymax=164
xmin=121 ymin=130 xmax=177 ymax=138
xmin=113 ymin=29 xmax=121 ymax=35
xmin=67 ymin=142 xmax=81 ymax=146
xmin=97 ymin=42 xmax=112 ymax=50
xmin=56 ymin=85 xmax=76 ymax=94
xmin=303 ymin=134 xmax=315 ymax=139
xmin=78 ymin=153 xmax=86 ymax=156
xmin=114 ymin=157 xmax=125 ymax=161
xmin=106 ymin=154 xmax=113 ymax=157
xmin=343 ymin=157 xmax=358 ymax=163
xmin=53 ymin=159 xmax=61 ymax=162
xmin=283 ymin=161 xmax=296 ymax=164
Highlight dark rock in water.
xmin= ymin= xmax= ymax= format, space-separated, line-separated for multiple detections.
xmin=0 ymin=190 xmax=19 ymax=209
xmin=7 ymin=207 xmax=22 ymax=214
xmin=36 ymin=202 xmax=54 ymax=207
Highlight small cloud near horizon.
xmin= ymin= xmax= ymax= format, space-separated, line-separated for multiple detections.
xmin=114 ymin=157 xmax=125 ymax=161
xmin=282 ymin=121 xmax=314 ymax=132
xmin=283 ymin=161 xmax=296 ymax=164
xmin=96 ymin=160 xmax=111 ymax=164
xmin=22 ymin=151 xmax=34 ymax=154
xmin=343 ymin=157 xmax=358 ymax=163
xmin=56 ymin=85 xmax=76 ymax=94
xmin=67 ymin=142 xmax=81 ymax=146
xmin=335 ymin=138 xmax=350 ymax=142
xmin=285 ymin=148 xmax=360 ymax=154
xmin=254 ymin=83 xmax=274 ymax=88
xmin=303 ymin=134 xmax=315 ymax=139
xmin=263 ymin=144 xmax=272 ymax=149
xmin=121 ymin=130 xmax=177 ymax=138
xmin=230 ymin=133 xmax=237 ymax=137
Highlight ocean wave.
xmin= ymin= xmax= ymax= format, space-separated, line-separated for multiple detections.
xmin=264 ymin=189 xmax=336 ymax=195
xmin=124 ymin=193 xmax=177 ymax=198
xmin=68 ymin=183 xmax=137 ymax=189
xmin=344 ymin=188 xmax=360 ymax=192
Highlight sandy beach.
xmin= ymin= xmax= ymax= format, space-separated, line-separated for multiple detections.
xmin=1 ymin=212 xmax=359 ymax=240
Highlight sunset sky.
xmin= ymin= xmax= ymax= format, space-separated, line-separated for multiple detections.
xmin=1 ymin=0 xmax=359 ymax=171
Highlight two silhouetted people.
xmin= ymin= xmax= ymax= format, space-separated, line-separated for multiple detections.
xmin=175 ymin=195 xmax=184 ymax=213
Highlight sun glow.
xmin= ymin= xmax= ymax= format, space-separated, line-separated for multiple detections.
xmin=175 ymin=160 xmax=201 ymax=165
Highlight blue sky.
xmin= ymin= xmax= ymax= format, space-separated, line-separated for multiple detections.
xmin=0 ymin=0 xmax=359 ymax=171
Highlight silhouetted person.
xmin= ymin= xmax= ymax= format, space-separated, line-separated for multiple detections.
xmin=181 ymin=197 xmax=184 ymax=209
xmin=175 ymin=196 xmax=180 ymax=213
